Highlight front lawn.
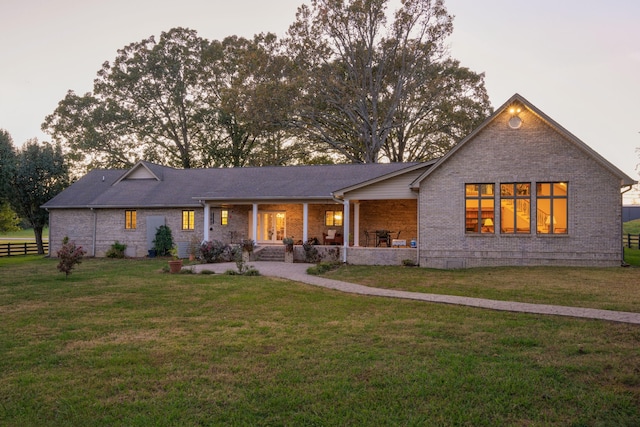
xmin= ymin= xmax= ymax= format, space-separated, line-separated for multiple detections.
xmin=1 ymin=257 xmax=639 ymax=426
xmin=323 ymin=263 xmax=640 ymax=312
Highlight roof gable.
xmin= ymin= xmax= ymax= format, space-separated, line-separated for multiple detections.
xmin=333 ymin=161 xmax=435 ymax=199
xmin=114 ymin=160 xmax=166 ymax=184
xmin=411 ymin=93 xmax=636 ymax=188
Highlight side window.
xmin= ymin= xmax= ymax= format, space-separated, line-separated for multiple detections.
xmin=221 ymin=209 xmax=229 ymax=226
xmin=500 ymin=183 xmax=531 ymax=234
xmin=465 ymin=184 xmax=494 ymax=234
xmin=182 ymin=210 xmax=195 ymax=230
xmin=125 ymin=210 xmax=137 ymax=229
xmin=536 ymin=182 xmax=568 ymax=234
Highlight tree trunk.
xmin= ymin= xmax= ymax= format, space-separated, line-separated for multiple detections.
xmin=34 ymin=226 xmax=44 ymax=255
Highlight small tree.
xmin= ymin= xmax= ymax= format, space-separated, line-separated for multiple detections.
xmin=153 ymin=225 xmax=174 ymax=256
xmin=56 ymin=236 xmax=86 ymax=277
xmin=0 ymin=202 xmax=20 ymax=232
xmin=9 ymin=139 xmax=70 ymax=254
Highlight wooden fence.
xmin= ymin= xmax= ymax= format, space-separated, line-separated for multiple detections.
xmin=623 ymin=234 xmax=640 ymax=249
xmin=0 ymin=242 xmax=48 ymax=257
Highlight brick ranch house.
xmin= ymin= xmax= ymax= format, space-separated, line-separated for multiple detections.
xmin=43 ymin=94 xmax=636 ymax=268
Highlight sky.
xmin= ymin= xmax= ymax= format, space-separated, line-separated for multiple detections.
xmin=2 ymin=0 xmax=639 ymax=183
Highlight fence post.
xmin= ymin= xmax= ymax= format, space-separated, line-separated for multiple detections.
xmin=628 ymin=234 xmax=632 ymax=249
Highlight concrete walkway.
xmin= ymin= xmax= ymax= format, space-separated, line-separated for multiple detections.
xmin=188 ymin=262 xmax=640 ymax=325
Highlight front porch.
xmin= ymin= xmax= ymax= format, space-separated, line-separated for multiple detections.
xmin=202 ymin=199 xmax=419 ymax=265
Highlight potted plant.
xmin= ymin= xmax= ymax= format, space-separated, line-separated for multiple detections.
xmin=168 ymin=245 xmax=183 ymax=273
xmin=283 ymin=237 xmax=294 ymax=252
xmin=240 ymin=239 xmax=255 ymax=263
xmin=283 ymin=237 xmax=294 ymax=263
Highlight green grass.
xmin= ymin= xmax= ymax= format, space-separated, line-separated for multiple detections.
xmin=323 ymin=264 xmax=640 ymax=312
xmin=1 ymin=257 xmax=639 ymax=425
xmin=623 ymin=219 xmax=640 ymax=235
xmin=0 ymin=227 xmax=48 ymax=243
xmin=625 ymin=247 xmax=640 ymax=266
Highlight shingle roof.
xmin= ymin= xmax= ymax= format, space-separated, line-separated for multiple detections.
xmin=43 ymin=161 xmax=424 ymax=209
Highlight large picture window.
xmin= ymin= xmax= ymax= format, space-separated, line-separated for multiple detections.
xmin=500 ymin=183 xmax=531 ymax=234
xmin=182 ymin=210 xmax=195 ymax=230
xmin=465 ymin=184 xmax=494 ymax=234
xmin=125 ymin=210 xmax=136 ymax=230
xmin=536 ymin=182 xmax=568 ymax=234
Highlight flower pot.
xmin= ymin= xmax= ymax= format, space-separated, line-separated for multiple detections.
xmin=168 ymin=260 xmax=183 ymax=274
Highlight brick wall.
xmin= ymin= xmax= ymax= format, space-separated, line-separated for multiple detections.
xmin=418 ymin=107 xmax=624 ymax=268
xmin=49 ymin=208 xmax=205 ymax=258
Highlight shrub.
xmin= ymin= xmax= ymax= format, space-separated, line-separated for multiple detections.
xmin=56 ymin=236 xmax=87 ymax=277
xmin=153 ymin=225 xmax=174 ymax=256
xmin=402 ymin=259 xmax=416 ymax=267
xmin=303 ymin=240 xmax=320 ymax=263
xmin=307 ymin=261 xmax=341 ymax=276
xmin=199 ymin=240 xmax=231 ymax=263
xmin=105 ymin=241 xmax=127 ymax=258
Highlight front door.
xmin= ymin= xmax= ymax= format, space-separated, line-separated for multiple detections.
xmin=256 ymin=211 xmax=286 ymax=243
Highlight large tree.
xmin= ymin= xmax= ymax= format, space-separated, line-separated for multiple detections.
xmin=0 ymin=129 xmax=16 ymax=201
xmin=44 ymin=28 xmax=216 ymax=169
xmin=201 ymin=34 xmax=302 ymax=167
xmin=43 ymin=29 xmax=302 ymax=170
xmin=9 ymin=140 xmax=69 ymax=253
xmin=286 ymin=0 xmax=491 ymax=163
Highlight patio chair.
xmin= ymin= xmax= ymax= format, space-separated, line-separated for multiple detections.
xmin=323 ymin=229 xmax=343 ymax=245
xmin=376 ymin=230 xmax=391 ymax=247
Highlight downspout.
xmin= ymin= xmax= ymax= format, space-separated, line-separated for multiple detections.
xmin=621 ymin=185 xmax=633 ymax=266
xmin=44 ymin=207 xmax=50 ymax=257
xmin=91 ymin=207 xmax=97 ymax=257
xmin=416 ymin=195 xmax=420 ymax=266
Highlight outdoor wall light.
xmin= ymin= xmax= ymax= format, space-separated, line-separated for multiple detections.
xmin=508 ymin=106 xmax=523 ymax=129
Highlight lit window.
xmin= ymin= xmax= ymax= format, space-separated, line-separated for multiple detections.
xmin=325 ymin=210 xmax=343 ymax=226
xmin=125 ymin=210 xmax=136 ymax=229
xmin=221 ymin=209 xmax=229 ymax=225
xmin=182 ymin=210 xmax=195 ymax=230
xmin=465 ymin=184 xmax=494 ymax=234
xmin=500 ymin=183 xmax=531 ymax=234
xmin=537 ymin=182 xmax=568 ymax=234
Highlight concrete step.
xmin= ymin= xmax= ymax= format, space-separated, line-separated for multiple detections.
xmin=255 ymin=246 xmax=285 ymax=262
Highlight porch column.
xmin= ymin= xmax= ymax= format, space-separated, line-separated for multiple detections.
xmin=252 ymin=203 xmax=258 ymax=244
xmin=203 ymin=203 xmax=210 ymax=242
xmin=353 ymin=201 xmax=360 ymax=246
xmin=342 ymin=199 xmax=350 ymax=263
xmin=303 ymin=203 xmax=309 ymax=243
